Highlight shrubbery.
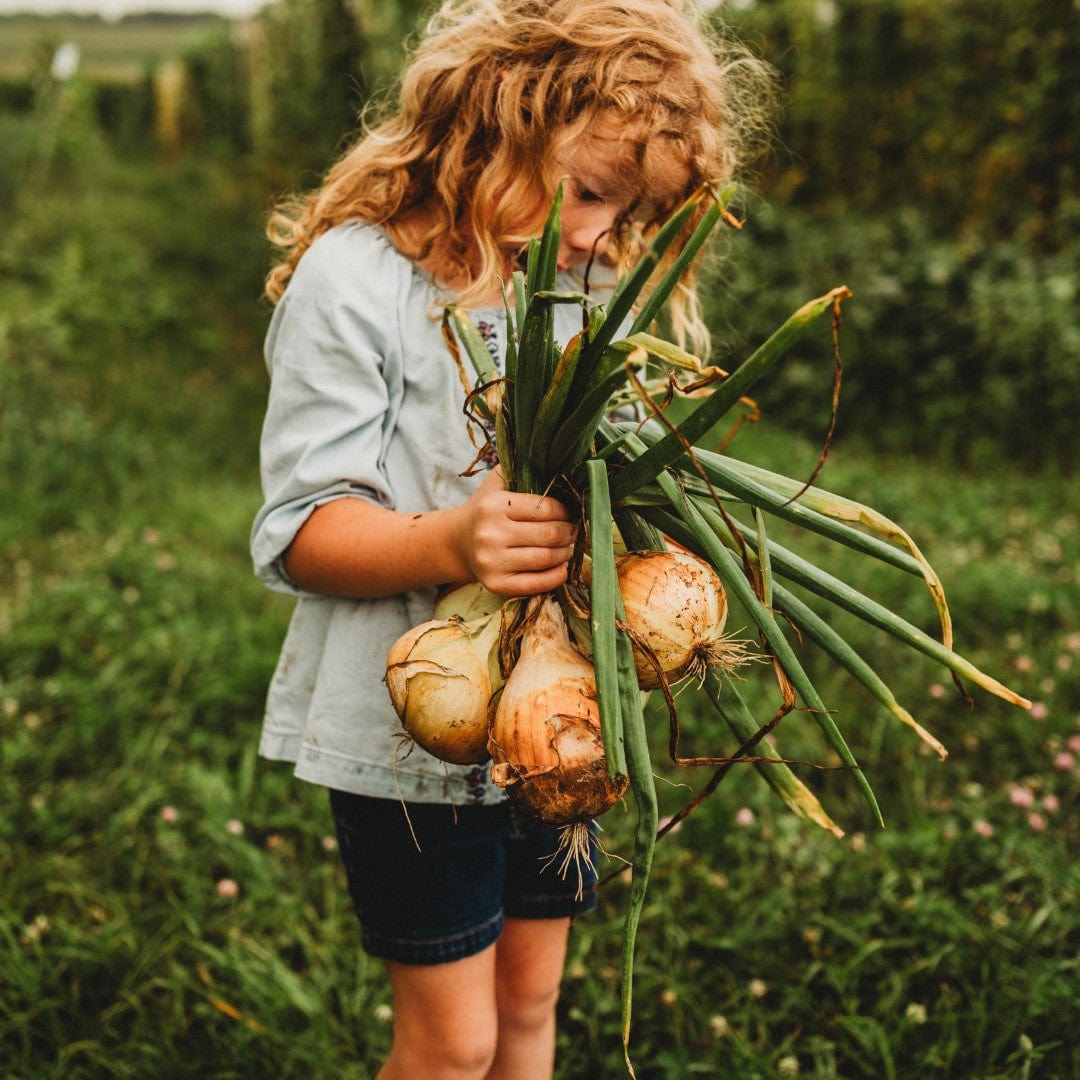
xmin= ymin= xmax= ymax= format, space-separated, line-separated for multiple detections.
xmin=732 ymin=0 xmax=1080 ymax=254
xmin=90 ymin=76 xmax=155 ymax=151
xmin=705 ymin=201 xmax=1080 ymax=469
xmin=701 ymin=0 xmax=1080 ymax=468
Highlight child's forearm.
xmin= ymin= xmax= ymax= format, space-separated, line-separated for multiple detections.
xmin=282 ymin=472 xmax=578 ymax=600
xmin=282 ymin=497 xmax=473 ymax=598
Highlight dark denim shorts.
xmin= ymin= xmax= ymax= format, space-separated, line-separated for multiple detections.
xmin=328 ymin=791 xmax=598 ymax=965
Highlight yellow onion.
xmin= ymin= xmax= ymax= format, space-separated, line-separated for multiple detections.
xmin=489 ymin=595 xmax=628 ymax=826
xmin=385 ymin=613 xmax=503 ymax=765
xmin=616 ymin=549 xmax=733 ymax=689
xmin=433 ymin=580 xmax=504 ymax=623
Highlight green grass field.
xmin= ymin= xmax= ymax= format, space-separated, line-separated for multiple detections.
xmin=1 ymin=118 xmax=1077 ymax=1078
xmin=0 ymin=13 xmax=226 ymax=81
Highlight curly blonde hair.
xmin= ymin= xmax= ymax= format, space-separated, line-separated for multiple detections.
xmin=265 ymin=0 xmax=776 ymax=353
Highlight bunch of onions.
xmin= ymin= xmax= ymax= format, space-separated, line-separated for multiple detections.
xmin=385 ymin=612 xmax=503 ymax=765
xmin=489 ymin=595 xmax=628 ymax=827
xmin=616 ymin=549 xmax=738 ymax=689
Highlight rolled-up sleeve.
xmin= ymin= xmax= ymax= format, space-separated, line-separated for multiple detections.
xmin=251 ymin=229 xmax=401 ymax=594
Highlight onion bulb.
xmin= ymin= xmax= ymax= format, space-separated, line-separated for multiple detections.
xmin=616 ymin=549 xmax=734 ymax=689
xmin=489 ymin=595 xmax=627 ymax=826
xmin=385 ymin=613 xmax=503 ymax=765
xmin=433 ymin=580 xmax=504 ymax=623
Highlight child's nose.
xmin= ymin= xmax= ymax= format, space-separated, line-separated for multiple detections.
xmin=566 ymin=208 xmax=619 ymax=252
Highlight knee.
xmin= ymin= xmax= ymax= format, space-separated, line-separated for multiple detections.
xmin=389 ymin=1017 xmax=498 ymax=1079
xmin=497 ymin=972 xmax=561 ymax=1033
xmin=439 ymin=1028 xmax=499 ymax=1078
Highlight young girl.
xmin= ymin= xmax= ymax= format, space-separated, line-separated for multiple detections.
xmin=252 ymin=2 xmax=773 ymax=1075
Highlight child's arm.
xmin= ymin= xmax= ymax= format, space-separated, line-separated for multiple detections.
xmin=282 ymin=468 xmax=576 ymax=599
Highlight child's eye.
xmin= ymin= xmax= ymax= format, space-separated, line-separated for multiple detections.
xmin=576 ymin=184 xmax=604 ymax=203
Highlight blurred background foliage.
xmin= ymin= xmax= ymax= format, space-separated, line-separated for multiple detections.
xmin=715 ymin=0 xmax=1080 ymax=469
xmin=1 ymin=0 xmax=1077 ymax=470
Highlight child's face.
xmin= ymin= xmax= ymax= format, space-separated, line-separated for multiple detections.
xmin=551 ymin=124 xmax=691 ymax=272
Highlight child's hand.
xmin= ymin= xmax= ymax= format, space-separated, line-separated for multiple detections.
xmin=452 ymin=469 xmax=577 ymax=597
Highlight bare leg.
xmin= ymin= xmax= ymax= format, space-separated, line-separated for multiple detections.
xmin=486 ymin=916 xmax=572 ymax=1080
xmin=378 ymin=945 xmax=499 ymax=1080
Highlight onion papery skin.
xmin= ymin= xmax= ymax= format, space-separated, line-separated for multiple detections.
xmin=433 ymin=580 xmax=504 ymax=623
xmin=489 ymin=596 xmax=628 ymax=826
xmin=617 ymin=549 xmax=729 ymax=689
xmin=385 ymin=615 xmax=502 ymax=765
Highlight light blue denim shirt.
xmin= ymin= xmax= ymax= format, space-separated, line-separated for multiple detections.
xmin=252 ymin=222 xmax=597 ymax=804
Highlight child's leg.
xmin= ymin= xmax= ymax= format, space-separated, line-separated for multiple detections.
xmin=378 ymin=916 xmax=570 ymax=1080
xmin=328 ymin=792 xmax=592 ymax=1079
xmin=379 ymin=947 xmax=500 ymax=1079
xmin=487 ymin=916 xmax=572 ymax=1080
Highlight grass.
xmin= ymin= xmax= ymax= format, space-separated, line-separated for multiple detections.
xmin=0 ymin=119 xmax=1077 ymax=1079
xmin=0 ymin=13 xmax=226 ymax=82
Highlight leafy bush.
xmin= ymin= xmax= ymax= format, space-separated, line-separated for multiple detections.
xmin=246 ymin=0 xmax=368 ymax=188
xmin=704 ymin=203 xmax=1080 ymax=468
xmin=727 ymin=0 xmax=1080 ymax=252
xmin=179 ymin=22 xmax=251 ymax=155
xmin=91 ymin=74 xmax=155 ymax=151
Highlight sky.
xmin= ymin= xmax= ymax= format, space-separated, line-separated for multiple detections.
xmin=0 ymin=0 xmax=265 ymax=16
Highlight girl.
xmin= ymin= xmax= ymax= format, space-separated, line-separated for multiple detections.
xmin=251 ymin=2 xmax=774 ymax=1076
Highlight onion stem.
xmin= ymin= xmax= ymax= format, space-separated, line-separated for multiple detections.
xmin=585 ymin=459 xmax=629 ymax=783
